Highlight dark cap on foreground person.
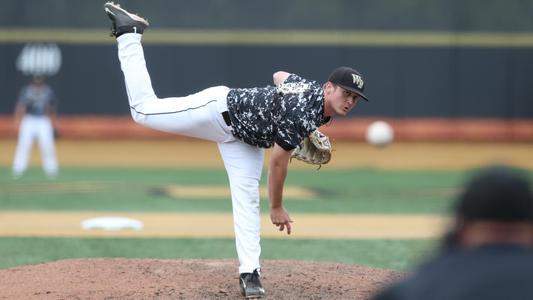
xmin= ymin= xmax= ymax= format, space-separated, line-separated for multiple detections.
xmin=372 ymin=166 xmax=533 ymax=300
xmin=455 ymin=165 xmax=533 ymax=223
xmin=328 ymin=66 xmax=369 ymax=101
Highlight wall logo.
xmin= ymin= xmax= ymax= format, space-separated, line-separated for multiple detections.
xmin=351 ymin=73 xmax=364 ymax=89
xmin=16 ymin=43 xmax=62 ymax=76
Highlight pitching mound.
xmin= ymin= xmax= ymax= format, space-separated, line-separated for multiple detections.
xmin=0 ymin=258 xmax=404 ymax=299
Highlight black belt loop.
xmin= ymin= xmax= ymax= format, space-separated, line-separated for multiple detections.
xmin=222 ymin=111 xmax=232 ymax=126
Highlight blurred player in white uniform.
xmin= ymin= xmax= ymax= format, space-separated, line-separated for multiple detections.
xmin=12 ymin=76 xmax=59 ymax=179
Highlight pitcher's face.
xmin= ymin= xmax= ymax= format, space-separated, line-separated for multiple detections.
xmin=323 ymin=82 xmax=360 ymax=116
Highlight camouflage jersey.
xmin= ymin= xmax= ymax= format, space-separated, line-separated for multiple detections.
xmin=226 ymin=74 xmax=330 ymax=150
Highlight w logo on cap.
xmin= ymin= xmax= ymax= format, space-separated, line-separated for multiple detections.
xmin=352 ymin=74 xmax=364 ymax=89
xmin=328 ymin=66 xmax=369 ymax=101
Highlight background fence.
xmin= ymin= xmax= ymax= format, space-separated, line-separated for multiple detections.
xmin=1 ymin=0 xmax=532 ymax=139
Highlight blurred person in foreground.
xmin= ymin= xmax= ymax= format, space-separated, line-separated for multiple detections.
xmin=373 ymin=165 xmax=533 ymax=300
xmin=12 ymin=75 xmax=59 ymax=179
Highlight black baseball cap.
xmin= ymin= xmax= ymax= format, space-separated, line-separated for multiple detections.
xmin=327 ymin=66 xmax=369 ymax=101
xmin=455 ymin=166 xmax=533 ymax=222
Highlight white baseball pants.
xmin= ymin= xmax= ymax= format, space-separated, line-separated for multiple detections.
xmin=117 ymin=33 xmax=264 ymax=274
xmin=12 ymin=115 xmax=58 ymax=177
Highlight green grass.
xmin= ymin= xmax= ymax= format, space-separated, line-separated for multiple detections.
xmin=0 ymin=237 xmax=436 ymax=271
xmin=0 ymin=167 xmax=468 ymax=214
xmin=1 ymin=166 xmax=530 ymax=271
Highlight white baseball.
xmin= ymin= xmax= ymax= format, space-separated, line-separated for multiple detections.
xmin=366 ymin=121 xmax=394 ymax=147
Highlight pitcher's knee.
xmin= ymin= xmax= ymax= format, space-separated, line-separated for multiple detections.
xmin=234 ymin=176 xmax=260 ymax=190
xmin=129 ymin=98 xmax=156 ymax=125
xmin=130 ymin=111 xmax=148 ymax=126
xmin=231 ymin=178 xmax=261 ymax=202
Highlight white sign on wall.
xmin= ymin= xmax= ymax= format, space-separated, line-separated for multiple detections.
xmin=16 ymin=43 xmax=62 ymax=76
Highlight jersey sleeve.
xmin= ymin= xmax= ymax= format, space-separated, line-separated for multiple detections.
xmin=283 ymin=74 xmax=305 ymax=84
xmin=17 ymin=87 xmax=29 ymax=105
xmin=48 ymin=87 xmax=58 ymax=108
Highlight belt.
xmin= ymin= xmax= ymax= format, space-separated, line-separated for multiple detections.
xmin=222 ymin=111 xmax=232 ymax=126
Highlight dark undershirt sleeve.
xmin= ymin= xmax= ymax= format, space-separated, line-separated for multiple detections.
xmin=274 ymin=137 xmax=296 ymax=151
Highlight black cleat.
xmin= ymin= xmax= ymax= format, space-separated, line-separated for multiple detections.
xmin=239 ymin=269 xmax=265 ymax=299
xmin=104 ymin=2 xmax=149 ymax=37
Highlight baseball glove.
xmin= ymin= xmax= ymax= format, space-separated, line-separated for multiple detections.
xmin=291 ymin=129 xmax=332 ymax=168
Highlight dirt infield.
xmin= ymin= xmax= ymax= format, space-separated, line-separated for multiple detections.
xmin=1 ymin=139 xmax=532 ymax=170
xmin=0 ymin=258 xmax=404 ymax=300
xmin=0 ymin=211 xmax=448 ymax=239
xmin=1 ymin=116 xmax=532 ymax=141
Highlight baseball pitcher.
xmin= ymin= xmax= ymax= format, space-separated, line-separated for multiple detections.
xmin=104 ymin=2 xmax=369 ymax=298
